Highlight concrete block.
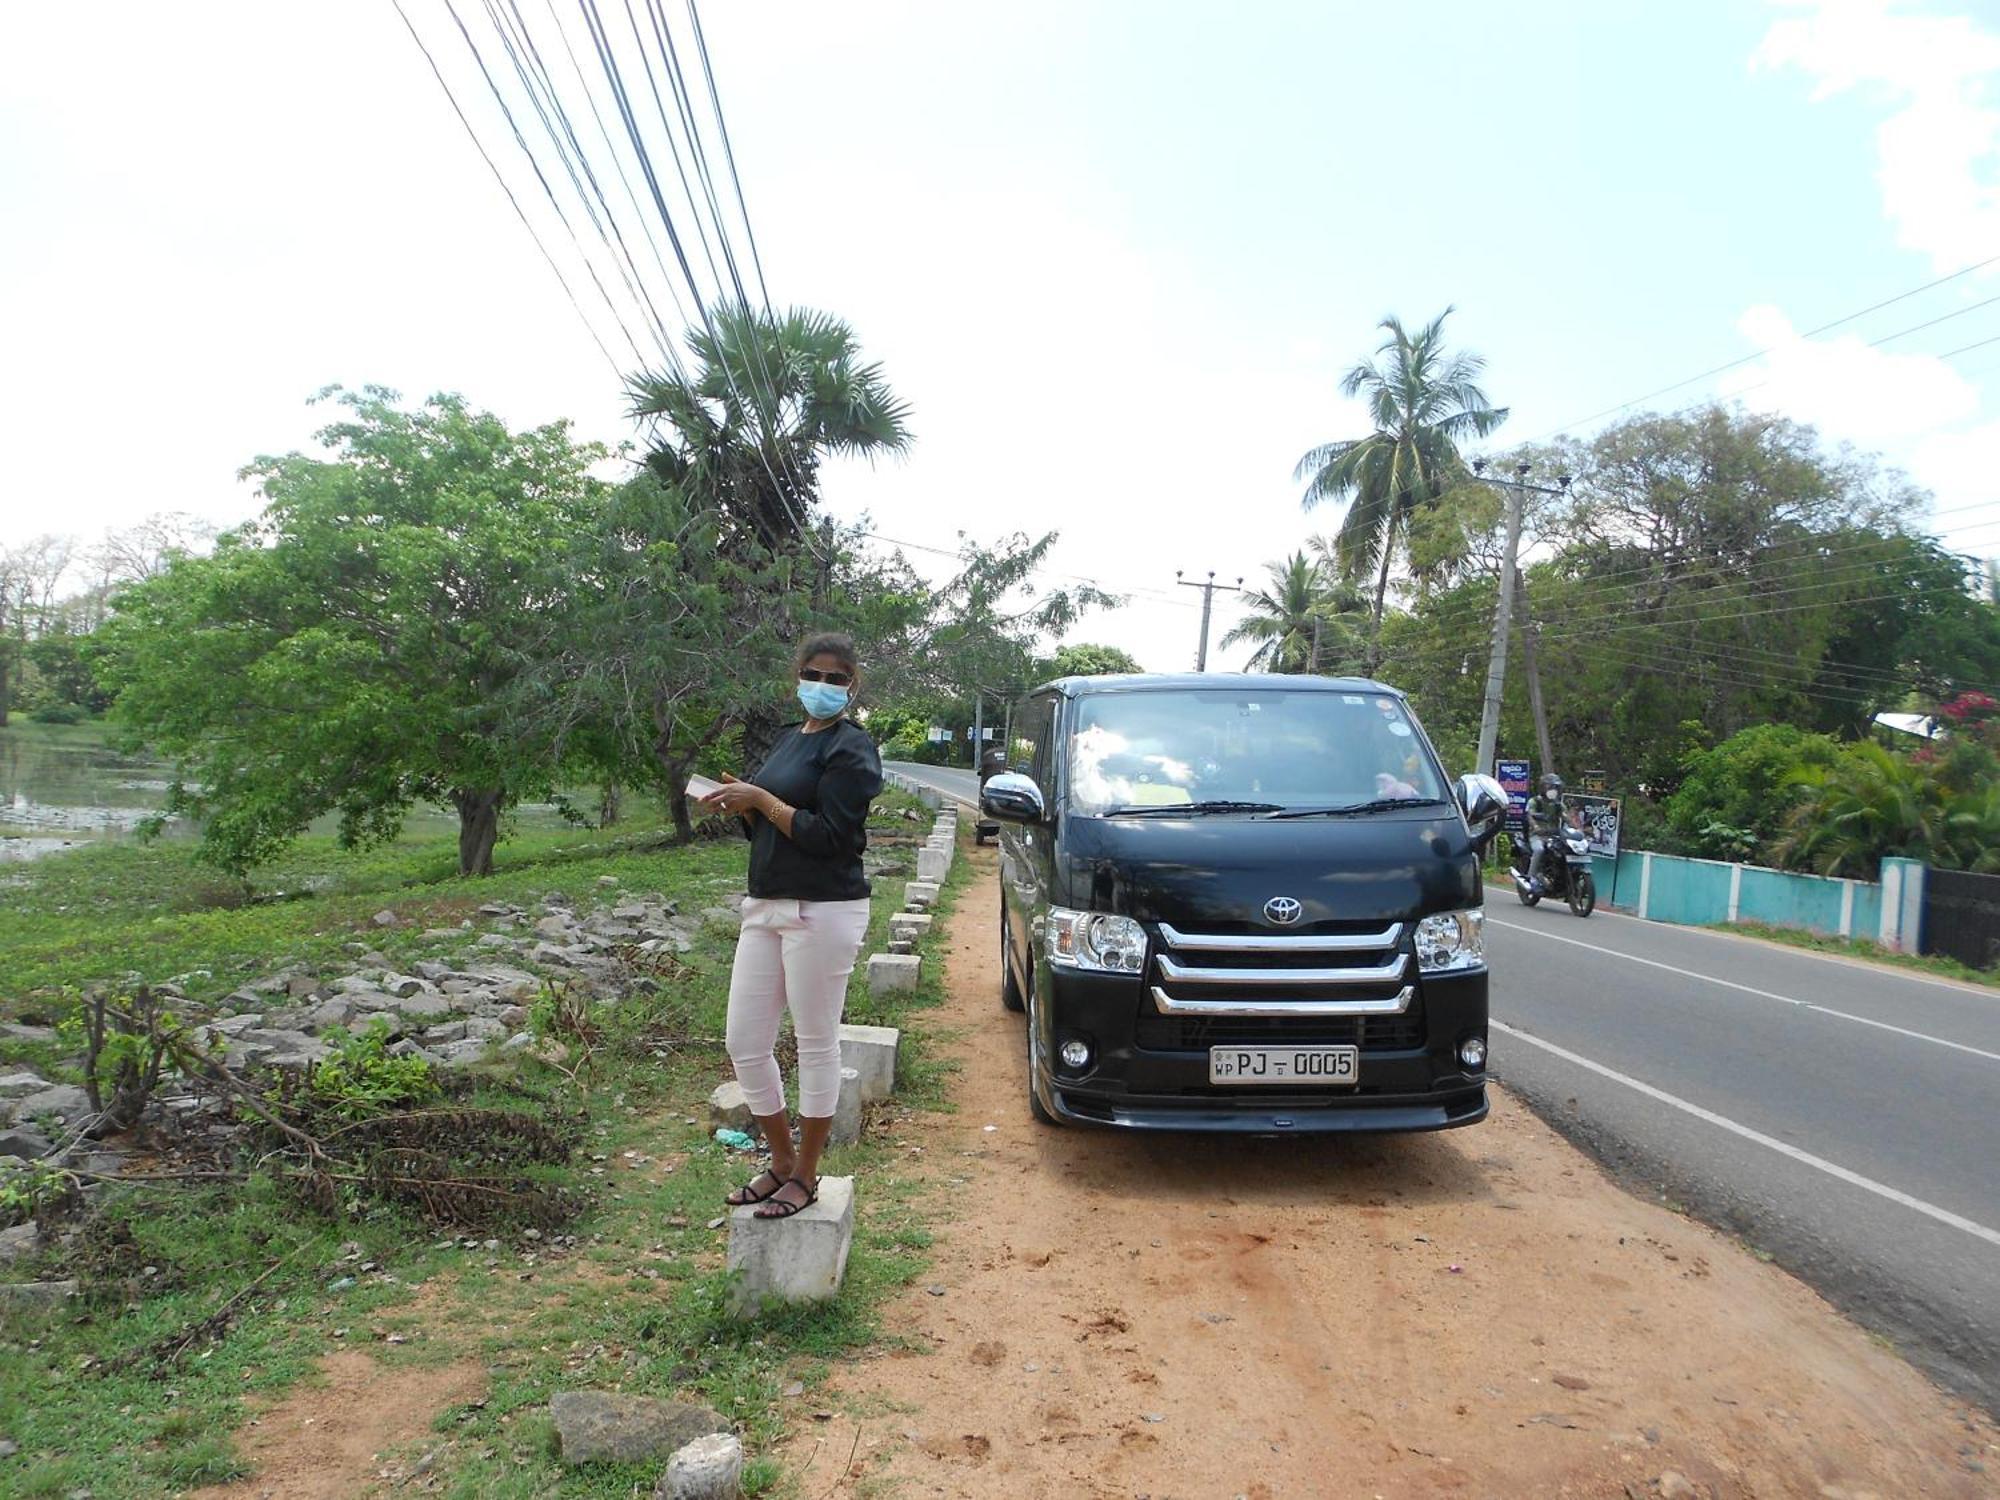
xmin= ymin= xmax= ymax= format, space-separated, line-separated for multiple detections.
xmin=830 ymin=1067 xmax=863 ymax=1146
xmin=708 ymin=1081 xmax=759 ymax=1137
xmin=867 ymin=953 xmax=920 ymax=996
xmin=658 ymin=1432 xmax=743 ymax=1500
xmin=917 ymin=786 xmax=942 ymax=810
xmin=726 ymin=1175 xmax=855 ymax=1316
xmin=888 ymin=912 xmax=933 ymax=944
xmin=839 ymin=1023 xmax=900 ymax=1103
xmin=916 ymin=847 xmax=950 ymax=884
xmin=904 ymin=881 xmax=940 ymax=910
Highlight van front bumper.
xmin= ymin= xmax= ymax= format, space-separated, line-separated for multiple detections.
xmin=1033 ymin=966 xmax=1489 ymax=1135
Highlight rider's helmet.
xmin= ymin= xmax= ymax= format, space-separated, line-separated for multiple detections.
xmin=1541 ymin=773 xmax=1564 ymax=795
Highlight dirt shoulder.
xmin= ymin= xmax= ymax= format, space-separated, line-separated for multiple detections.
xmin=791 ymin=848 xmax=1998 ymax=1500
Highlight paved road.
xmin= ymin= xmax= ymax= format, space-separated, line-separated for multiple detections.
xmin=888 ymin=762 xmax=2000 ymax=1408
xmin=886 ymin=761 xmax=980 ymax=807
xmin=1487 ymin=902 xmax=2000 ymax=1409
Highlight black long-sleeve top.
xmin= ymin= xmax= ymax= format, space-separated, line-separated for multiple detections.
xmin=745 ymin=720 xmax=884 ymax=901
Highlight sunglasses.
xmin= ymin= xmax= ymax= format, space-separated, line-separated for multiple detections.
xmin=798 ymin=668 xmax=854 ymax=688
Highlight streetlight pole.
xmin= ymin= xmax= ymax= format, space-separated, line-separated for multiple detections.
xmin=1176 ymin=569 xmax=1243 ymax=672
xmin=1472 ymin=462 xmax=1570 ymax=777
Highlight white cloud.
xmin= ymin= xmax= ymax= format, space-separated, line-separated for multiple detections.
xmin=1720 ymin=303 xmax=1981 ymax=444
xmin=1755 ymin=0 xmax=2000 ymax=274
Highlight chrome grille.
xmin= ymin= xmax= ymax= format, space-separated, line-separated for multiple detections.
xmin=1139 ymin=919 xmax=1425 ymax=1045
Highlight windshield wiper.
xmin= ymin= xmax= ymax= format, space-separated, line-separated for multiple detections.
xmin=1102 ymin=800 xmax=1285 ymax=818
xmin=1261 ymin=796 xmax=1449 ymax=820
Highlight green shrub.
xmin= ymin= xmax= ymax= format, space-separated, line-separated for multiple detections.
xmin=306 ymin=1018 xmax=440 ymax=1118
xmin=28 ymin=703 xmax=85 ymax=725
xmin=1667 ymin=723 xmax=1840 ymax=861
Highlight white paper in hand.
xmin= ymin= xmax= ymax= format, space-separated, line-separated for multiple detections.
xmin=685 ymin=774 xmax=724 ymax=802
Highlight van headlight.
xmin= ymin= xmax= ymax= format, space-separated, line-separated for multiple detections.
xmin=1415 ymin=909 xmax=1485 ymax=973
xmin=1047 ymin=908 xmax=1148 ymax=973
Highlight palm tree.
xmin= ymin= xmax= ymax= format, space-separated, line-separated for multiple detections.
xmin=1777 ymin=742 xmax=1951 ymax=876
xmin=1295 ymin=308 xmax=1508 ymax=672
xmin=629 ymin=304 xmax=912 ymax=550
xmin=1221 ymin=552 xmax=1369 ymax=674
xmin=628 ymin=305 xmax=912 ymax=766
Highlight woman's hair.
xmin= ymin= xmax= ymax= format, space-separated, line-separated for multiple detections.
xmin=796 ymin=631 xmax=860 ymax=676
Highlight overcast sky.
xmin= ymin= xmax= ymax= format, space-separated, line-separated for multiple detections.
xmin=5 ymin=0 xmax=1999 ymax=669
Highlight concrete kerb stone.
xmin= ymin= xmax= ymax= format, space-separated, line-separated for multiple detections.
xmin=888 ymin=912 xmax=933 ymax=944
xmin=726 ymin=1175 xmax=855 ymax=1316
xmin=916 ymin=847 xmax=950 ymax=884
xmin=838 ymin=1023 xmax=900 ymax=1102
xmin=903 ymin=881 xmax=940 ymax=910
xmin=867 ymin=952 xmax=920 ymax=995
xmin=830 ymin=1066 xmax=864 ymax=1146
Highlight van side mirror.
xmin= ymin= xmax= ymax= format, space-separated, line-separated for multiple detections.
xmin=981 ymin=771 xmax=1046 ymax=824
xmin=1456 ymin=773 xmax=1507 ymax=849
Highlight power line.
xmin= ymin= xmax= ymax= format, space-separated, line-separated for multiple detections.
xmin=482 ymin=0 xmax=680 ymax=360
xmin=686 ymin=0 xmax=771 ymax=309
xmin=1527 ymin=251 xmax=2000 ymax=442
xmin=392 ymin=0 xmax=625 ymax=378
xmin=574 ymin=0 xmax=820 ymax=547
xmin=441 ymin=0 xmax=656 ymax=369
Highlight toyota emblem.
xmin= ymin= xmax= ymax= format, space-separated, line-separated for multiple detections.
xmin=1264 ymin=896 xmax=1303 ymax=926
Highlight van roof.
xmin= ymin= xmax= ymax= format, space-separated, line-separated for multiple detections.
xmin=1038 ymin=671 xmax=1404 ymax=699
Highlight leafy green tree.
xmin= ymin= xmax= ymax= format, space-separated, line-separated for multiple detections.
xmin=1295 ymin=309 xmax=1508 ymax=670
xmin=96 ymin=388 xmax=606 ymax=876
xmin=1665 ymin=723 xmax=1841 ymax=860
xmin=1049 ymin=643 xmax=1142 ymax=677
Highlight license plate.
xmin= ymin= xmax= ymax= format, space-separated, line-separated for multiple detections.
xmin=1209 ymin=1045 xmax=1359 ymax=1086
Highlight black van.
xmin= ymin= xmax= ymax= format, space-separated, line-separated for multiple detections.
xmin=980 ymin=673 xmax=1507 ymax=1133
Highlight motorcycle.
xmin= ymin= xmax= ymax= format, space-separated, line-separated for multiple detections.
xmin=1509 ymin=822 xmax=1597 ymax=917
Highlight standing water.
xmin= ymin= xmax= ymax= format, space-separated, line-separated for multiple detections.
xmin=0 ymin=721 xmax=181 ymax=863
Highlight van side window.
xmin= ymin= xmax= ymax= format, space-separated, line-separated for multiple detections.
xmin=1013 ymin=694 xmax=1055 ymax=785
xmin=1030 ymin=696 xmax=1058 ymax=789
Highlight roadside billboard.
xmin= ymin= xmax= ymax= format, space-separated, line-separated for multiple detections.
xmin=1495 ymin=758 xmax=1531 ymax=835
xmin=1564 ymin=792 xmax=1623 ymax=858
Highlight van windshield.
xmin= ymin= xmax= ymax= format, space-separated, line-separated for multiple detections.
xmin=1066 ymin=688 xmax=1448 ymax=817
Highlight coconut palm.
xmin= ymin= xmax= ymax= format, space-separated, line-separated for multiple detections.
xmin=1221 ymin=552 xmax=1370 ymax=674
xmin=629 ymin=304 xmax=912 ymax=549
xmin=1295 ymin=308 xmax=1508 ymax=671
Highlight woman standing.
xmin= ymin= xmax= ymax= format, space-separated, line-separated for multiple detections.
xmin=700 ymin=633 xmax=883 ymax=1219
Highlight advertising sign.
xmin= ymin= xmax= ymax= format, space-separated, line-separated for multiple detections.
xmin=1578 ymin=768 xmax=1608 ymax=794
xmin=1564 ymin=792 xmax=1623 ymax=859
xmin=1495 ymin=758 xmax=1531 ymax=835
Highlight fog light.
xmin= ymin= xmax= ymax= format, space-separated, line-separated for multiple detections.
xmin=1059 ymin=1039 xmax=1092 ymax=1070
xmin=1459 ymin=1037 xmax=1487 ymax=1070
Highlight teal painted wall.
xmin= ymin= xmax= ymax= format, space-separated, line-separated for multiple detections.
xmin=1590 ymin=851 xmax=1878 ymax=939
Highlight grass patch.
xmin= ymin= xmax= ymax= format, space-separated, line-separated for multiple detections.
xmin=1720 ymin=920 xmax=2000 ymax=989
xmin=0 ymin=790 xmax=968 ymax=1497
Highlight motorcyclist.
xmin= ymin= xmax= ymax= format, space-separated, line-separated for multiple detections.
xmin=1525 ymin=773 xmax=1566 ymax=894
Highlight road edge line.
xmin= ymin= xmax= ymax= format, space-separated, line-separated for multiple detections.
xmin=1491 ymin=1019 xmax=2000 ymax=1249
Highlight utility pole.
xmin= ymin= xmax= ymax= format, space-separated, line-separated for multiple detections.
xmin=1517 ymin=579 xmax=1555 ymax=776
xmin=1471 ymin=462 xmax=1571 ymax=777
xmin=1177 ymin=570 xmax=1243 ymax=672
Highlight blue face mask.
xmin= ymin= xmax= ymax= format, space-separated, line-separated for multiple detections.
xmin=797 ymin=681 xmax=850 ymax=720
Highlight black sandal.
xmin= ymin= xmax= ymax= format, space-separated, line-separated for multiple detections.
xmin=725 ymin=1169 xmax=787 ymax=1207
xmin=753 ymin=1176 xmax=819 ymax=1220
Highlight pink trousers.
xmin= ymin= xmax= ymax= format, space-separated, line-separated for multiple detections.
xmin=725 ymin=896 xmax=873 ymax=1118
